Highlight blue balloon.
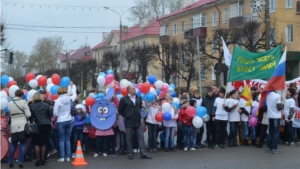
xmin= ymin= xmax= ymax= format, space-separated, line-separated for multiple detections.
xmin=196 ymin=106 xmax=207 ymax=118
xmin=147 ymin=75 xmax=156 ymax=84
xmin=50 ymin=85 xmax=59 ymax=95
xmin=169 ymin=84 xmax=175 ymax=89
xmin=23 ymin=93 xmax=27 ymax=100
xmin=85 ymin=113 xmax=91 ymax=124
xmin=141 ymin=93 xmax=145 ymax=100
xmin=136 ymin=88 xmax=141 ymax=96
xmin=171 ymin=92 xmax=176 ymax=98
xmin=99 ymin=72 xmax=106 ymax=78
xmin=60 ymin=77 xmax=70 ymax=87
xmin=117 ymin=91 xmax=121 ymax=95
xmin=163 ymin=112 xmax=172 ymax=121
xmin=159 ymin=131 xmax=165 ymax=141
xmin=4 ymin=106 xmax=9 ymax=113
xmin=1 ymin=75 xmax=9 ymax=86
xmin=145 ymin=92 xmax=155 ymax=102
xmin=173 ymin=102 xmax=179 ymax=110
xmin=97 ymin=92 xmax=104 ymax=99
xmin=156 ymin=90 xmax=161 ymax=96
xmin=107 ymin=69 xmax=114 ymax=74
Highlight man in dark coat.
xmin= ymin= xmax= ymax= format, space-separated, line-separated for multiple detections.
xmin=118 ymin=85 xmax=152 ymax=160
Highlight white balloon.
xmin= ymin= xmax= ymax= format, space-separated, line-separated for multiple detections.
xmin=106 ymin=81 xmax=114 ymax=88
xmin=162 ymin=102 xmax=172 ymax=112
xmin=89 ymin=93 xmax=96 ymax=97
xmin=0 ymin=91 xmax=8 ymax=99
xmin=173 ymin=97 xmax=179 ymax=104
xmin=8 ymin=85 xmax=19 ymax=97
xmin=149 ymin=87 xmax=157 ymax=96
xmin=47 ymin=78 xmax=52 ymax=84
xmin=120 ymin=79 xmax=129 ymax=88
xmin=27 ymin=90 xmax=37 ymax=101
xmin=0 ymin=98 xmax=8 ymax=110
xmin=97 ymin=76 xmax=106 ymax=87
xmin=29 ymin=79 xmax=38 ymax=88
xmin=154 ymin=80 xmax=163 ymax=89
xmin=36 ymin=75 xmax=42 ymax=80
xmin=8 ymin=77 xmax=13 ymax=82
xmin=46 ymin=83 xmax=54 ymax=92
xmin=192 ymin=116 xmax=203 ymax=128
xmin=168 ymin=87 xmax=174 ymax=94
xmin=202 ymin=114 xmax=210 ymax=123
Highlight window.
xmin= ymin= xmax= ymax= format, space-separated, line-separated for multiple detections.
xmin=212 ymin=12 xmax=217 ymax=26
xmin=160 ymin=25 xmax=170 ymax=35
xmin=223 ymin=8 xmax=228 ymax=23
xmin=286 ymin=24 xmax=293 ymax=42
xmin=239 ymin=3 xmax=244 ymax=16
xmin=270 ymin=0 xmax=276 ymax=12
xmin=192 ymin=13 xmax=207 ymax=28
xmin=201 ymin=13 xmax=207 ymax=26
xmin=181 ymin=21 xmax=185 ymax=34
xmin=270 ymin=28 xmax=276 ymax=45
xmin=212 ymin=65 xmax=216 ymax=80
xmin=173 ymin=23 xmax=177 ymax=36
xmin=182 ymin=51 xmax=186 ymax=64
xmin=190 ymin=18 xmax=193 ymax=29
xmin=230 ymin=2 xmax=243 ymax=18
xmin=165 ymin=25 xmax=169 ymax=35
xmin=143 ymin=41 xmax=146 ymax=47
xmin=253 ymin=31 xmax=259 ymax=44
xmin=212 ymin=39 xmax=217 ymax=53
xmin=286 ymin=0 xmax=293 ymax=8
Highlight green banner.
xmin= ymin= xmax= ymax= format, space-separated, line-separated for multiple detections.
xmin=228 ymin=45 xmax=282 ymax=82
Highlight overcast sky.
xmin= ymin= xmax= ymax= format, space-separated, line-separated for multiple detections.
xmin=1 ymin=0 xmax=136 ymax=55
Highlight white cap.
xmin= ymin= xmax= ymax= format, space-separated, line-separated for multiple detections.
xmin=75 ymin=104 xmax=86 ymax=112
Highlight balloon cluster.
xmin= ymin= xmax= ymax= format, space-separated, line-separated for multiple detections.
xmin=1 ymin=75 xmax=21 ymax=113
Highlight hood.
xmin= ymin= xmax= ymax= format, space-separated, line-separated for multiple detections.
xmin=58 ymin=94 xmax=71 ymax=105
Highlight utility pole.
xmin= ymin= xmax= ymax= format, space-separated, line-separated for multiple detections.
xmin=119 ymin=21 xmax=123 ymax=79
xmin=265 ymin=0 xmax=270 ymax=51
xmin=197 ymin=36 xmax=202 ymax=96
xmin=65 ymin=40 xmax=77 ymax=76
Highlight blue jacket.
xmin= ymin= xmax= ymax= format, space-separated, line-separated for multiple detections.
xmin=73 ymin=114 xmax=85 ymax=130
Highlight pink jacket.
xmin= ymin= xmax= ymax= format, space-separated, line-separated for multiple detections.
xmin=95 ymin=122 xmax=117 ymax=136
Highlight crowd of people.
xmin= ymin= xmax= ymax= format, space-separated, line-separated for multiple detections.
xmin=2 ymin=83 xmax=300 ymax=168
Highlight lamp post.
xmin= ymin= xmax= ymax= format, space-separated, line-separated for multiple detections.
xmin=104 ymin=7 xmax=135 ymax=79
xmin=65 ymin=40 xmax=77 ymax=76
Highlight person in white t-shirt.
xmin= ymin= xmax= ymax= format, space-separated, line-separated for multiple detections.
xmin=266 ymin=91 xmax=284 ymax=154
xmin=284 ymin=88 xmax=296 ymax=146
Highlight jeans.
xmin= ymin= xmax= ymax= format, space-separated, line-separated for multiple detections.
xmin=8 ymin=139 xmax=27 ymax=165
xmin=206 ymin=119 xmax=215 ymax=145
xmin=49 ymin=129 xmax=58 ymax=151
xmin=95 ymin=136 xmax=108 ymax=154
xmin=57 ymin=120 xmax=73 ymax=158
xmin=250 ymin=126 xmax=256 ymax=139
xmin=258 ymin=124 xmax=268 ymax=147
xmin=119 ymin=131 xmax=126 ymax=153
xmin=147 ymin=123 xmax=157 ymax=149
xmin=284 ymin=121 xmax=294 ymax=143
xmin=268 ymin=118 xmax=280 ymax=150
xmin=183 ymin=125 xmax=196 ymax=148
xmin=72 ymin=128 xmax=83 ymax=153
xmin=229 ymin=122 xmax=239 ymax=139
xmin=215 ymin=120 xmax=228 ymax=145
xmin=82 ymin=133 xmax=89 ymax=152
xmin=164 ymin=127 xmax=175 ymax=149
xmin=241 ymin=121 xmax=249 ymax=140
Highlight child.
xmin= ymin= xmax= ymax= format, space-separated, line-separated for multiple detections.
xmin=192 ymin=89 xmax=202 ymax=107
xmin=284 ymin=87 xmax=296 ymax=146
xmin=72 ymin=104 xmax=86 ymax=158
xmin=163 ymin=96 xmax=178 ymax=152
xmin=94 ymin=121 xmax=117 ymax=157
xmin=146 ymin=98 xmax=160 ymax=152
xmin=82 ymin=113 xmax=91 ymax=154
xmin=1 ymin=110 xmax=8 ymax=132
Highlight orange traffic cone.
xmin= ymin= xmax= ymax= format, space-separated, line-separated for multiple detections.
xmin=72 ymin=141 xmax=88 ymax=166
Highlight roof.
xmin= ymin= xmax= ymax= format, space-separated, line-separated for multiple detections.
xmin=91 ymin=41 xmax=107 ymax=50
xmin=59 ymin=46 xmax=92 ymax=61
xmin=158 ymin=0 xmax=216 ymax=21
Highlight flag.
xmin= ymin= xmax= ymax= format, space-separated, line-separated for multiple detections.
xmin=259 ymin=47 xmax=287 ymax=108
xmin=221 ymin=37 xmax=232 ymax=66
xmin=240 ymin=85 xmax=252 ymax=106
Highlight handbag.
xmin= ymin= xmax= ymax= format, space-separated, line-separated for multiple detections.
xmin=70 ymin=100 xmax=77 ymax=116
xmin=13 ymin=101 xmax=39 ymax=138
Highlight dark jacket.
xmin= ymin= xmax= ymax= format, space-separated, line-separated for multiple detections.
xmin=201 ymin=94 xmax=215 ymax=116
xmin=29 ymin=101 xmax=53 ymax=125
xmin=118 ymin=95 xmax=142 ymax=128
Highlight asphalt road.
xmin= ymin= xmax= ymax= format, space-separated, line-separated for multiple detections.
xmin=2 ymin=143 xmax=300 ymax=169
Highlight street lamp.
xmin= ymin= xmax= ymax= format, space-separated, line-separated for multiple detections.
xmin=65 ymin=39 xmax=77 ymax=76
xmin=104 ymin=7 xmax=135 ymax=79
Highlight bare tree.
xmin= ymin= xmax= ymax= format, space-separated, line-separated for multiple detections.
xmin=1 ymin=51 xmax=28 ymax=78
xmin=102 ymin=50 xmax=120 ymax=81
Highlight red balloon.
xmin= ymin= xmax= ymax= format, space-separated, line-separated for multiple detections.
xmin=140 ymin=83 xmax=150 ymax=94
xmin=161 ymin=85 xmax=168 ymax=93
xmin=38 ymin=76 xmax=47 ymax=86
xmin=7 ymin=80 xmax=17 ymax=88
xmin=1 ymin=88 xmax=9 ymax=95
xmin=86 ymin=97 xmax=95 ymax=106
xmin=114 ymin=81 xmax=119 ymax=86
xmin=155 ymin=112 xmax=164 ymax=122
xmin=52 ymin=94 xmax=58 ymax=100
xmin=51 ymin=74 xmax=60 ymax=85
xmin=159 ymin=91 xmax=166 ymax=99
xmin=25 ymin=73 xmax=35 ymax=82
xmin=186 ymin=106 xmax=196 ymax=117
xmin=113 ymin=85 xmax=120 ymax=93
xmin=150 ymin=84 xmax=156 ymax=89
xmin=136 ymin=83 xmax=142 ymax=90
xmin=121 ymin=87 xmax=128 ymax=96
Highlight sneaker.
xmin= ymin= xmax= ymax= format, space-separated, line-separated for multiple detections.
xmin=134 ymin=149 xmax=138 ymax=153
xmin=57 ymin=158 xmax=65 ymax=162
xmin=213 ymin=145 xmax=220 ymax=149
xmin=266 ymin=148 xmax=271 ymax=153
xmin=103 ymin=153 xmax=108 ymax=157
xmin=190 ymin=148 xmax=197 ymax=151
xmin=184 ymin=147 xmax=188 ymax=151
xmin=271 ymin=149 xmax=280 ymax=154
xmin=137 ymin=149 xmax=140 ymax=153
xmin=285 ymin=142 xmax=289 ymax=146
xmin=66 ymin=158 xmax=70 ymax=162
xmin=288 ymin=142 xmax=294 ymax=146
xmin=93 ymin=153 xmax=99 ymax=157
xmin=49 ymin=149 xmax=57 ymax=155
xmin=153 ymin=148 xmax=157 ymax=152
xmin=72 ymin=153 xmax=75 ymax=158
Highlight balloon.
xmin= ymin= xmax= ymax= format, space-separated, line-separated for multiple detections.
xmin=113 ymin=85 xmax=120 ymax=93
xmin=0 ymin=91 xmax=8 ymax=99
xmin=97 ymin=76 xmax=106 ymax=88
xmin=136 ymin=83 xmax=142 ymax=90
xmin=47 ymin=78 xmax=52 ymax=84
xmin=29 ymin=79 xmax=38 ymax=88
xmin=105 ymin=74 xmax=114 ymax=86
xmin=7 ymin=80 xmax=17 ymax=88
xmin=46 ymin=83 xmax=54 ymax=92
xmin=147 ymin=75 xmax=156 ymax=84
xmin=159 ymin=131 xmax=165 ymax=141
xmin=25 ymin=73 xmax=35 ymax=82
xmin=171 ymin=92 xmax=176 ymax=98
xmin=159 ymin=91 xmax=166 ymax=99
xmin=60 ymin=77 xmax=70 ymax=88
xmin=192 ymin=116 xmax=203 ymax=128
xmin=107 ymin=69 xmax=114 ymax=74
xmin=86 ymin=97 xmax=95 ymax=106
xmin=1 ymin=88 xmax=9 ymax=96
xmin=202 ymin=114 xmax=210 ymax=122
xmin=163 ymin=83 xmax=169 ymax=88
xmin=173 ymin=97 xmax=179 ymax=104
xmin=155 ymin=112 xmax=164 ymax=122
xmin=149 ymin=87 xmax=156 ymax=96
xmin=38 ymin=76 xmax=47 ymax=86
xmin=35 ymin=75 xmax=42 ymax=81
xmin=1 ymin=75 xmax=9 ymax=86
xmin=22 ymin=89 xmax=28 ymax=94
xmin=196 ymin=106 xmax=207 ymax=118
xmin=169 ymin=84 xmax=175 ymax=89
xmin=8 ymin=77 xmax=13 ymax=82
xmin=156 ymin=90 xmax=161 ymax=96
xmin=168 ymin=87 xmax=174 ymax=94
xmin=51 ymin=94 xmax=58 ymax=100
xmin=163 ymin=112 xmax=172 ymax=121
xmin=162 ymin=102 xmax=172 ymax=112
xmin=120 ymin=79 xmax=129 ymax=88
xmin=161 ymin=100 xmax=167 ymax=106
xmin=50 ymin=85 xmax=59 ymax=95
xmin=154 ymin=80 xmax=163 ymax=89
xmin=121 ymin=87 xmax=128 ymax=96
xmin=116 ymin=94 xmax=123 ymax=101
xmin=99 ymin=72 xmax=106 ymax=77
xmin=145 ymin=92 xmax=155 ymax=102
xmin=141 ymin=93 xmax=145 ymax=100
xmin=4 ymin=106 xmax=9 ymax=113
xmin=249 ymin=117 xmax=258 ymax=127
xmin=8 ymin=85 xmax=19 ymax=97
xmin=173 ymin=102 xmax=179 ymax=110
xmin=252 ymin=106 xmax=258 ymax=116
xmin=105 ymin=88 xmax=115 ymax=100
xmin=140 ymin=83 xmax=150 ymax=94
xmin=27 ymin=90 xmax=37 ymax=101
xmin=150 ymin=84 xmax=156 ymax=89
xmin=0 ymin=98 xmax=8 ymax=110
xmin=85 ymin=113 xmax=90 ymax=123
xmin=186 ymin=106 xmax=196 ymax=117
xmin=136 ymin=88 xmax=141 ymax=96
xmin=161 ymin=85 xmax=168 ymax=93
xmin=51 ymin=74 xmax=60 ymax=85
xmin=97 ymin=93 xmax=104 ymax=99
